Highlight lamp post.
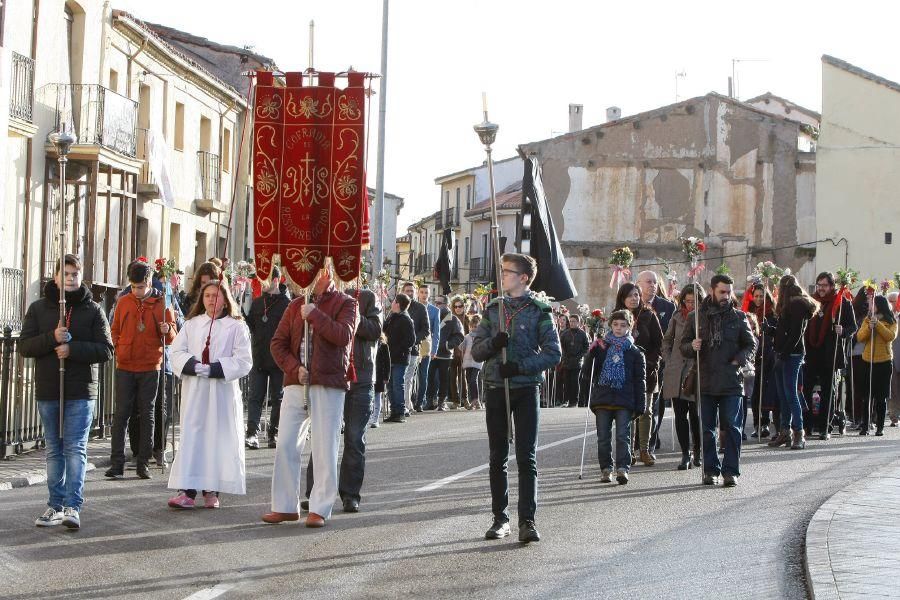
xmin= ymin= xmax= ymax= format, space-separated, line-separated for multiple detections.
xmin=49 ymin=125 xmax=77 ymax=437
xmin=473 ymin=101 xmax=512 ymax=442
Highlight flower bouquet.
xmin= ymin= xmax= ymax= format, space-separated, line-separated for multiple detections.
xmin=679 ymin=237 xmax=706 ymax=280
xmin=608 ymin=246 xmax=634 ymax=289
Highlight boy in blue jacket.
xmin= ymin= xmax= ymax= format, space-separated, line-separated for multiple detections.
xmin=588 ymin=310 xmax=647 ymax=485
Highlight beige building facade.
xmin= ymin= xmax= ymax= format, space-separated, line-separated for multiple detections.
xmin=0 ymin=2 xmax=269 ymax=328
xmin=816 ymin=55 xmax=900 ymax=280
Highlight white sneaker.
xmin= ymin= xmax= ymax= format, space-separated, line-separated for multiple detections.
xmin=245 ymin=435 xmax=260 ymax=449
xmin=600 ymin=469 xmax=612 ymax=483
xmin=35 ymin=507 xmax=63 ymax=527
xmin=61 ymin=507 xmax=80 ymax=529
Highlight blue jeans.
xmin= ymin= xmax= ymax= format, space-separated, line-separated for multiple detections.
xmin=700 ymin=394 xmax=742 ymax=477
xmin=389 ymin=364 xmax=408 ymax=415
xmin=485 ymin=385 xmax=539 ymax=524
xmin=371 ymin=391 xmax=384 ymax=424
xmin=306 ymin=383 xmax=374 ymax=502
xmin=774 ymin=354 xmax=805 ymax=431
xmin=595 ymin=408 xmax=632 ymax=471
xmin=415 ymin=355 xmax=432 ymax=409
xmin=38 ymin=399 xmax=94 ymax=511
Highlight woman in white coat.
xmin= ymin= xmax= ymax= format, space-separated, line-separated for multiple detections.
xmin=167 ymin=280 xmax=252 ymax=509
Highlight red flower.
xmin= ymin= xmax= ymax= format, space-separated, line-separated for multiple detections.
xmin=696 ymin=241 xmax=707 ymax=252
xmin=592 ymin=309 xmax=603 ymax=317
xmin=137 ymin=256 xmax=148 ymax=264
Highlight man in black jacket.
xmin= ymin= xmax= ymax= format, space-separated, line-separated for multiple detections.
xmin=559 ymin=315 xmax=589 ymax=407
xmin=680 ymin=274 xmax=756 ymax=487
xmin=304 ymin=286 xmax=382 ymax=513
xmin=246 ymin=266 xmax=291 ymax=449
xmin=383 ymin=293 xmax=416 ymax=423
xmin=804 ymin=272 xmax=857 ymax=439
xmin=401 ymin=281 xmax=430 ymax=412
xmin=19 ymin=254 xmax=114 ymax=529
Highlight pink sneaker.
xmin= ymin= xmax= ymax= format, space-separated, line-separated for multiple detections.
xmin=168 ymin=492 xmax=195 ymax=509
xmin=202 ymin=492 xmax=220 ymax=509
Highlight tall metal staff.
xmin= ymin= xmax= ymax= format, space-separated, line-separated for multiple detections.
xmin=473 ymin=97 xmax=512 ymax=442
xmin=865 ymin=286 xmax=876 ymax=431
xmin=49 ymin=127 xmax=77 ymax=437
xmin=825 ymin=287 xmax=848 ymax=437
xmin=757 ymin=278 xmax=768 ymax=443
xmin=683 ymin=239 xmax=706 ymax=483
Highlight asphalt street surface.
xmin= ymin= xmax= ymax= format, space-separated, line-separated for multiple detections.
xmin=1 ymin=407 xmax=899 ymax=600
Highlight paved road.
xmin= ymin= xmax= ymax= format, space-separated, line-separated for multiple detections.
xmin=1 ymin=408 xmax=898 ymax=600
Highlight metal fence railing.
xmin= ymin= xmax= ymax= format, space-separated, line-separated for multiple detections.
xmin=51 ymin=83 xmax=138 ymax=157
xmin=9 ymin=51 xmax=35 ymax=123
xmin=0 ymin=268 xmax=25 ymax=333
xmin=0 ymin=326 xmax=253 ymax=459
xmin=197 ymin=151 xmax=221 ymax=202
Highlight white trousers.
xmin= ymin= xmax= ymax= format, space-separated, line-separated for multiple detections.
xmin=270 ymin=384 xmax=345 ymax=518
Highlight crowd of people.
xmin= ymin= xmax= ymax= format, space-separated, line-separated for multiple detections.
xmin=17 ymin=251 xmax=899 ymax=544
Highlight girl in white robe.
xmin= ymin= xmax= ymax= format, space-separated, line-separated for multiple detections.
xmin=167 ymin=280 xmax=252 ymax=508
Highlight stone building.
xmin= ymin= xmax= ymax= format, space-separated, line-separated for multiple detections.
xmin=517 ymin=92 xmax=818 ymax=308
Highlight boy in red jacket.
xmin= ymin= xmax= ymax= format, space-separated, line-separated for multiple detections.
xmin=106 ymin=261 xmax=177 ymax=480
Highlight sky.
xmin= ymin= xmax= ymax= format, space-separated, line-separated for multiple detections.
xmin=117 ymin=0 xmax=900 ymax=233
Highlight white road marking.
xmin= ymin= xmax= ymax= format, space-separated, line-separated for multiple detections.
xmin=182 ymin=582 xmax=239 ymax=600
xmin=415 ymin=430 xmax=597 ymax=492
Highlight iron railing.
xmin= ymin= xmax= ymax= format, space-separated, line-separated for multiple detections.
xmin=52 ymin=84 xmax=138 ymax=157
xmin=9 ymin=52 xmax=35 ymax=122
xmin=0 ymin=268 xmax=25 ymax=332
xmin=435 ymin=212 xmax=443 ymax=230
xmin=197 ymin=151 xmax=221 ymax=201
xmin=445 ymin=207 xmax=458 ymax=228
xmin=415 ymin=253 xmax=433 ymax=275
xmin=469 ymin=257 xmax=486 ymax=281
xmin=0 ymin=324 xmax=254 ymax=459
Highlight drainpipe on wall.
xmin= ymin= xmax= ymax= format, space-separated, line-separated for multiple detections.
xmin=125 ymin=32 xmax=149 ymax=98
xmin=98 ymin=1 xmax=111 ymax=88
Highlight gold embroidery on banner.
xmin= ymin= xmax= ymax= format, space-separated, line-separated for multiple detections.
xmin=256 ymin=249 xmax=272 ymax=272
xmin=285 ymin=247 xmax=323 ymax=273
xmin=337 ymin=95 xmax=361 ymax=121
xmin=257 ymin=94 xmax=282 ymax=120
xmin=257 ymin=216 xmax=275 ymax=239
xmin=283 ymin=166 xmax=300 ymax=203
xmin=286 ymin=93 xmax=333 ymax=119
xmin=335 ymin=175 xmax=357 ymax=198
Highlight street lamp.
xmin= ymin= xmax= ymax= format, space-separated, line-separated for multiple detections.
xmin=48 ymin=125 xmax=77 ymax=437
xmin=473 ymin=98 xmax=512 ymax=442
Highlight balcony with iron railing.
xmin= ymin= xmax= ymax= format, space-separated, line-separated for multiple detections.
xmin=51 ymin=84 xmax=138 ymax=157
xmin=468 ymin=257 xmax=487 ymax=281
xmin=445 ymin=207 xmax=459 ymax=228
xmin=196 ymin=151 xmax=224 ymax=212
xmin=9 ymin=52 xmax=35 ymax=126
xmin=414 ymin=253 xmax=433 ymax=275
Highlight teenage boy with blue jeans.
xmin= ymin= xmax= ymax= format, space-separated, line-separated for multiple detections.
xmin=472 ymin=253 xmax=560 ymax=543
xmin=589 ymin=310 xmax=647 ymax=485
xmin=19 ymin=254 xmax=114 ymax=529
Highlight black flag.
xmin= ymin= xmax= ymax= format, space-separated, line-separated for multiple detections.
xmin=434 ymin=228 xmax=454 ymax=294
xmin=487 ymin=236 xmax=507 ymax=301
xmin=520 ymin=157 xmax=577 ymax=301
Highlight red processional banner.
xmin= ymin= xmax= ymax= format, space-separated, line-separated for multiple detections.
xmin=252 ymin=70 xmax=370 ymax=288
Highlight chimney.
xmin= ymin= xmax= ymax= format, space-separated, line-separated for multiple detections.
xmin=606 ymin=106 xmax=622 ymax=122
xmin=568 ymin=103 xmax=583 ymax=133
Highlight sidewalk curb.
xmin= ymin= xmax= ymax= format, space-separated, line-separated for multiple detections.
xmin=804 ymin=458 xmax=900 ymax=600
xmin=0 ymin=462 xmax=100 ymax=491
xmin=1 ymin=445 xmax=112 ymax=492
